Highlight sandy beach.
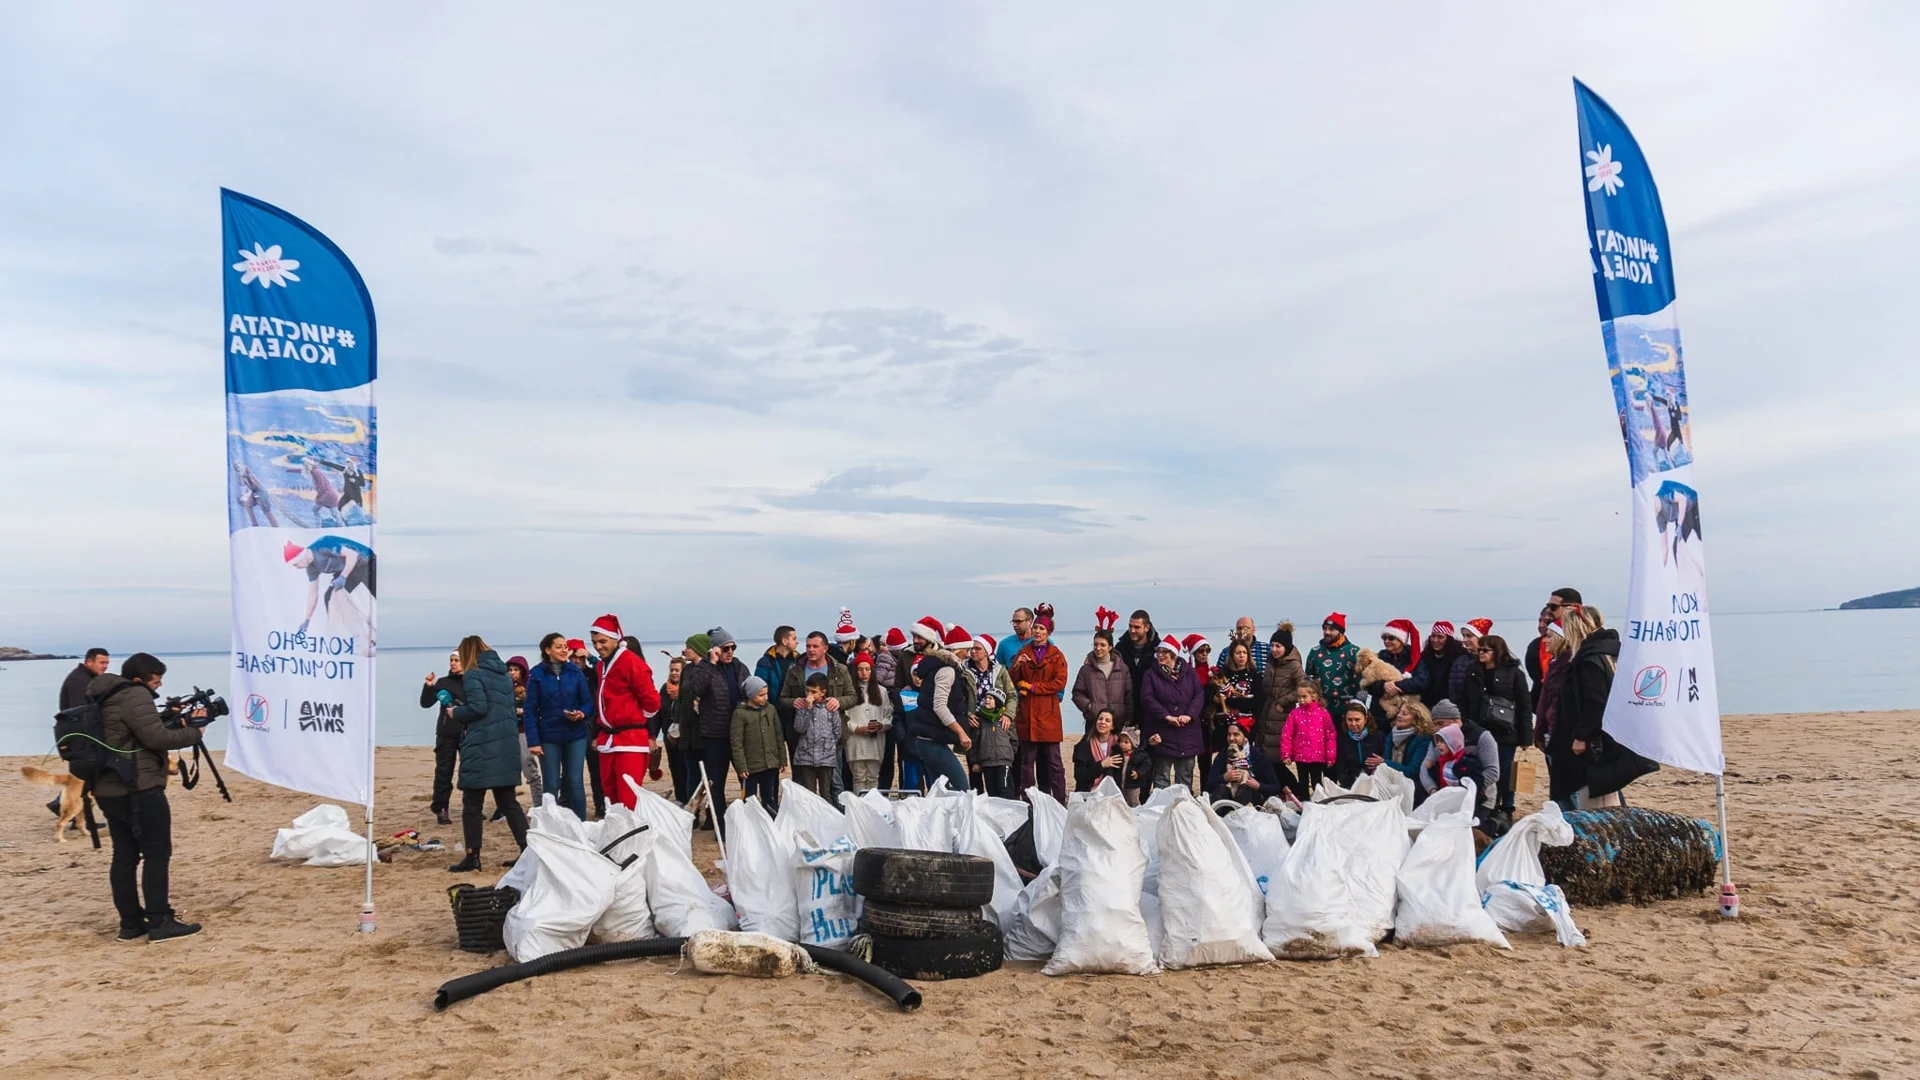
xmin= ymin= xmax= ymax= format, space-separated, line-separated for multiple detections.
xmin=2 ymin=710 xmax=1915 ymax=1080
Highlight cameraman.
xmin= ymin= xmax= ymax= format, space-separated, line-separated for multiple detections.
xmin=91 ymin=652 xmax=206 ymax=943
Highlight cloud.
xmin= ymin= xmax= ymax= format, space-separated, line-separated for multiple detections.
xmin=765 ymin=467 xmax=1107 ymax=533
xmin=434 ymin=237 xmax=540 ymax=257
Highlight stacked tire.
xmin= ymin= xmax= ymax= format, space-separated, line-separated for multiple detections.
xmin=853 ymin=848 xmax=1004 ymax=981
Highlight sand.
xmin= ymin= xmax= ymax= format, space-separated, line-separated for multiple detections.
xmin=2 ymin=711 xmax=1915 ymax=1080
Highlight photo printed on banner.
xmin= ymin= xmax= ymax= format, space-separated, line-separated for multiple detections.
xmin=227 ymin=389 xmax=377 ymax=533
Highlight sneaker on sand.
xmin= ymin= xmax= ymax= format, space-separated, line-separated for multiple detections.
xmin=148 ymin=918 xmax=202 ymax=943
xmin=117 ymin=925 xmax=147 ymax=942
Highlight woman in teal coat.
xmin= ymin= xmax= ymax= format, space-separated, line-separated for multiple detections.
xmin=447 ymin=636 xmax=528 ymax=872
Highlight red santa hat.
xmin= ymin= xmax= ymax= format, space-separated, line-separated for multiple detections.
xmin=834 ymin=607 xmax=858 ymax=642
xmin=852 ymin=651 xmax=874 ymax=668
xmin=1430 ymin=621 xmax=1457 ymax=640
xmin=1182 ymin=633 xmax=1211 ymax=657
xmin=911 ymin=616 xmax=945 ymax=645
xmin=1546 ymin=621 xmax=1566 ymax=639
xmin=1156 ymin=634 xmax=1185 ymax=657
xmin=943 ymin=624 xmax=973 ymax=651
xmin=1463 ymin=618 xmax=1493 ymax=640
xmin=976 ymin=632 xmax=997 ymax=654
xmin=282 ymin=541 xmax=305 ymax=563
xmin=1383 ymin=618 xmax=1423 ymax=669
xmin=884 ymin=627 xmax=908 ymax=649
xmin=565 ymin=638 xmax=587 ymax=653
xmin=589 ymin=614 xmax=623 ymax=641
xmin=1323 ymin=612 xmax=1348 ymax=631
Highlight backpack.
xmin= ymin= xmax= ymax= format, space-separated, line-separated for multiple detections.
xmin=53 ymin=682 xmax=142 ymax=785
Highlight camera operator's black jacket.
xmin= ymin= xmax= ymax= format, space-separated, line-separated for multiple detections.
xmin=88 ymin=673 xmax=202 ymax=798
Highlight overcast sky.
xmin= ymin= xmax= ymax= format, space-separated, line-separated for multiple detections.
xmin=3 ymin=2 xmax=1916 ymax=652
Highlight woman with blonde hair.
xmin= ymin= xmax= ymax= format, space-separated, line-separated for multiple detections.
xmin=1377 ymin=697 xmax=1435 ymax=801
xmin=1547 ymin=607 xmax=1624 ymax=810
xmin=446 ymin=635 xmax=529 ymax=873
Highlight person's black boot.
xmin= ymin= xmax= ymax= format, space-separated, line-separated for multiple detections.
xmin=117 ymin=923 xmax=147 ymax=943
xmin=447 ymin=853 xmax=481 ymax=873
xmin=435 ymin=809 xmax=453 ymax=826
xmin=148 ymin=917 xmax=202 ymax=943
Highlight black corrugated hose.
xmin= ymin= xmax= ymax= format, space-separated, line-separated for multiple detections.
xmin=432 ymin=938 xmax=922 ymax=1012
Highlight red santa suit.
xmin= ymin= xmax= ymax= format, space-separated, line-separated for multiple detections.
xmin=590 ymin=616 xmax=660 ymax=809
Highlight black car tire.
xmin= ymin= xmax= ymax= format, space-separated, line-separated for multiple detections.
xmin=852 ymin=848 xmax=995 ymax=908
xmin=867 ymin=922 xmax=1005 ymax=981
xmin=859 ymin=898 xmax=988 ymax=939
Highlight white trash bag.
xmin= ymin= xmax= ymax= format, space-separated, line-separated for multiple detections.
xmin=722 ymin=798 xmax=801 ymax=940
xmin=893 ymin=794 xmax=963 ymax=852
xmin=1156 ymin=798 xmax=1274 ymax=968
xmin=1005 ymin=866 xmax=1062 ymax=961
xmin=837 ymin=789 xmax=901 ymax=849
xmin=646 ymin=843 xmax=736 ymax=937
xmin=955 ymin=792 xmax=1025 ymax=930
xmin=1222 ymin=804 xmax=1291 ymax=917
xmin=1365 ymin=767 xmax=1416 ymax=815
xmin=1393 ymin=780 xmax=1509 ymax=949
xmin=1262 ymin=797 xmax=1410 ymax=959
xmin=502 ymin=832 xmax=620 ymax=961
xmin=1027 ymin=785 xmax=1068 ymax=868
xmin=592 ymin=851 xmax=658 ymax=943
xmin=1043 ymin=792 xmax=1159 ymax=976
xmin=1406 ymin=783 xmax=1477 ymax=839
xmin=974 ymin=796 xmax=1030 ymax=841
xmin=270 ymin=804 xmax=374 ymax=867
xmin=776 ymin=780 xmax=848 ymax=847
xmin=793 ymin=834 xmax=859 ymax=949
xmin=528 ymin=793 xmax=591 ymax=844
xmin=624 ymin=777 xmax=697 ymax=854
xmin=1476 ymin=801 xmax=1586 ymax=947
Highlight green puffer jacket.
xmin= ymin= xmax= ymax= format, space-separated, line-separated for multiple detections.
xmin=89 ymin=673 xmax=204 ymax=798
xmin=730 ymin=701 xmax=787 ymax=775
xmin=451 ymin=651 xmax=523 ymax=790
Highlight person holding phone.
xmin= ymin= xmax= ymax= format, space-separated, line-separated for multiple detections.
xmin=422 ymin=650 xmax=466 ymax=826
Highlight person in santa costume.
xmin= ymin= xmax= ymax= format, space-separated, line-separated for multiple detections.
xmin=588 ymin=614 xmax=661 ymax=810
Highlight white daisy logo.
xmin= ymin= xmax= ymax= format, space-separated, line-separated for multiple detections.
xmin=232 ymin=242 xmax=302 ymax=288
xmin=1585 ymin=144 xmax=1626 ymax=197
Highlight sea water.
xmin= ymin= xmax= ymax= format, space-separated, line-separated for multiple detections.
xmin=3 ymin=609 xmax=1917 ymax=757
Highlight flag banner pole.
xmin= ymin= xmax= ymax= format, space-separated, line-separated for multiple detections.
xmin=220 ymin=188 xmax=380 ymax=929
xmin=1572 ymin=82 xmax=1732 ymax=914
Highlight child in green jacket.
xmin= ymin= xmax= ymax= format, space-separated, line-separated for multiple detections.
xmin=730 ymin=676 xmax=786 ymax=813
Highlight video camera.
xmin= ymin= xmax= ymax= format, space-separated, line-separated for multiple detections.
xmin=161 ymin=687 xmax=229 ymax=729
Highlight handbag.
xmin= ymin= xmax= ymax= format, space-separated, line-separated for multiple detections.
xmin=1582 ymin=731 xmax=1660 ymax=798
xmin=1480 ymin=695 xmax=1517 ymax=742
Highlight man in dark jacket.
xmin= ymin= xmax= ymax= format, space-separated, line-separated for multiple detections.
xmin=753 ymin=626 xmax=801 ymax=742
xmin=1113 ymin=610 xmax=1160 ymax=700
xmin=51 ymin=648 xmax=111 ymax=820
xmin=1206 ymin=721 xmax=1281 ymax=806
xmin=1523 ymin=606 xmax=1551 ymax=713
xmin=91 ymin=653 xmax=208 ymax=942
xmin=686 ymin=626 xmax=753 ymax=832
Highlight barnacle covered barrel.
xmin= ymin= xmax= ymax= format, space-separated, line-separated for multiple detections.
xmin=1538 ymin=808 xmax=1720 ymax=907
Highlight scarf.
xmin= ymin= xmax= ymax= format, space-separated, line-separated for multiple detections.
xmin=969 ymin=660 xmax=999 ymax=707
xmin=1087 ymin=735 xmax=1115 ymax=762
xmin=1390 ymin=725 xmax=1414 ymax=748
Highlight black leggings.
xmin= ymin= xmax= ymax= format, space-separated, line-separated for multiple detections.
xmin=461 ymin=786 xmax=528 ymax=855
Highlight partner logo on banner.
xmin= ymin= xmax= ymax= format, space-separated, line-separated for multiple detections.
xmin=220 ymin=189 xmax=379 ymax=807
xmin=1572 ymin=81 xmax=1724 ymax=776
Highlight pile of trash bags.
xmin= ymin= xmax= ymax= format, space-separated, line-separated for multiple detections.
xmin=489 ymin=772 xmax=1593 ymax=969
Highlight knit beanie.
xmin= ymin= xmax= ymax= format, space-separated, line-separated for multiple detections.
xmin=741 ymin=675 xmax=768 ymax=698
xmin=1432 ymin=699 xmax=1461 ymax=722
xmin=686 ymin=632 xmax=712 ymax=654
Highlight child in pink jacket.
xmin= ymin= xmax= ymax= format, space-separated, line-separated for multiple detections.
xmin=1280 ymin=681 xmax=1338 ymax=797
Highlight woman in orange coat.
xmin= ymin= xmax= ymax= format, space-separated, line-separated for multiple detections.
xmin=1011 ymin=614 xmax=1071 ymax=804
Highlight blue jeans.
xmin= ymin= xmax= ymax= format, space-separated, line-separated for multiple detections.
xmin=912 ymin=738 xmax=969 ymax=793
xmin=540 ymin=739 xmax=588 ymax=820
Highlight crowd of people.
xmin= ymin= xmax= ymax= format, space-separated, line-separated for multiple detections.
xmin=421 ymin=587 xmax=1638 ymax=870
